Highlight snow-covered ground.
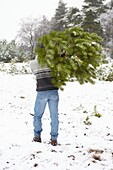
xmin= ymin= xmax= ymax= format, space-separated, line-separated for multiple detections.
xmin=0 ymin=65 xmax=113 ymax=170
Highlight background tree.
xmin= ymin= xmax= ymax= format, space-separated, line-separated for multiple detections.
xmin=17 ymin=17 xmax=40 ymax=60
xmin=0 ymin=39 xmax=26 ymax=63
xmin=66 ymin=7 xmax=82 ymax=28
xmin=35 ymin=16 xmax=51 ymax=38
xmin=0 ymin=39 xmax=8 ymax=62
xmin=14 ymin=43 xmax=27 ymax=62
xmin=0 ymin=40 xmax=18 ymax=62
xmin=17 ymin=16 xmax=51 ymax=60
xmin=51 ymin=0 xmax=68 ymax=31
xmin=109 ymin=0 xmax=113 ymax=9
xmin=81 ymin=0 xmax=107 ymax=38
xmin=100 ymin=0 xmax=113 ymax=45
xmin=101 ymin=9 xmax=113 ymax=48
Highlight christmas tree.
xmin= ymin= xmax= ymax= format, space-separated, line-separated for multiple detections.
xmin=35 ymin=26 xmax=104 ymax=89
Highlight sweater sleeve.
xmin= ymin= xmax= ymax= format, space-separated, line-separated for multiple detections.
xmin=29 ymin=58 xmax=41 ymax=75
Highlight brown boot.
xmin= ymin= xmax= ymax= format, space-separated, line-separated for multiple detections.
xmin=50 ymin=139 xmax=57 ymax=146
xmin=33 ymin=136 xmax=41 ymax=143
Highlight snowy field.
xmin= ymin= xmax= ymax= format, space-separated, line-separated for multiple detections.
xmin=0 ymin=64 xmax=113 ymax=170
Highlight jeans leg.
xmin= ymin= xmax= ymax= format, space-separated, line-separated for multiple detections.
xmin=48 ymin=90 xmax=59 ymax=140
xmin=33 ymin=92 xmax=47 ymax=137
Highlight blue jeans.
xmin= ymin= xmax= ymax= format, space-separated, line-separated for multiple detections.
xmin=33 ymin=90 xmax=59 ymax=140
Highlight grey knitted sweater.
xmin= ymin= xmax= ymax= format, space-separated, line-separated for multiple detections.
xmin=30 ymin=58 xmax=58 ymax=91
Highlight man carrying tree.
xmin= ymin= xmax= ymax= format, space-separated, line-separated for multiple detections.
xmin=30 ymin=57 xmax=59 ymax=146
xmin=30 ymin=26 xmax=104 ymax=146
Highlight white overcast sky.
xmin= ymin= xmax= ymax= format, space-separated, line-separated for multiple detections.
xmin=0 ymin=0 xmax=110 ymax=41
